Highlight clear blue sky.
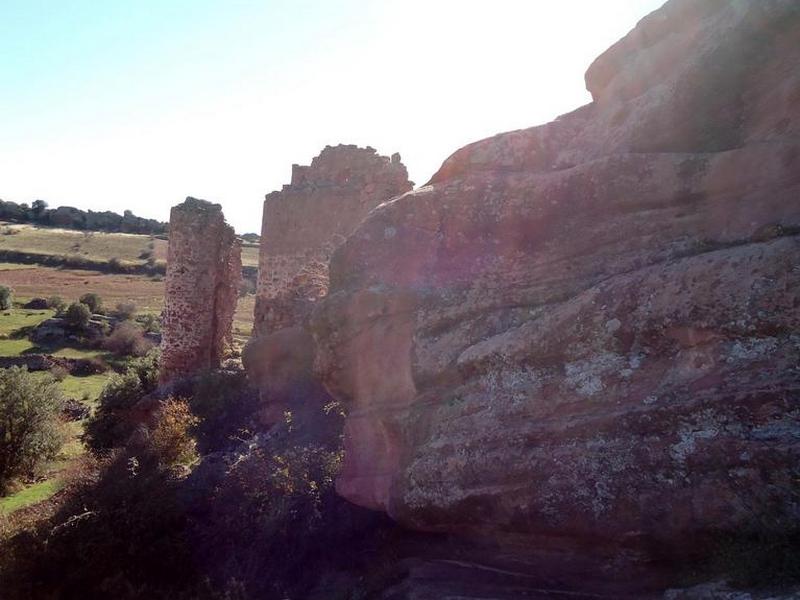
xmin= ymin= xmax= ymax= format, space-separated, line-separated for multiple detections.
xmin=0 ymin=0 xmax=664 ymax=233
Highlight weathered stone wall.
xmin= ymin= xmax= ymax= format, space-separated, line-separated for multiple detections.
xmin=160 ymin=197 xmax=241 ymax=383
xmin=254 ymin=144 xmax=412 ymax=336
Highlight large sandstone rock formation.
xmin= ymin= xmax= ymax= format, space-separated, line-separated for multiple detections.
xmin=312 ymin=0 xmax=800 ymax=550
xmin=161 ymin=197 xmax=241 ymax=383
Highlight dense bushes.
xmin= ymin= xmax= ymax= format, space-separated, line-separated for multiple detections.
xmin=0 ymin=367 xmax=66 ymax=492
xmin=0 ymin=285 xmax=13 ymax=310
xmin=63 ymin=302 xmax=91 ymax=328
xmin=0 ymin=199 xmax=168 ymax=235
xmin=78 ymin=293 xmax=103 ymax=314
xmin=1 ymin=356 xmax=399 ymax=600
xmin=184 ymin=369 xmax=260 ymax=454
xmin=84 ymin=350 xmax=160 ymax=452
xmin=0 ymin=248 xmax=168 ymax=275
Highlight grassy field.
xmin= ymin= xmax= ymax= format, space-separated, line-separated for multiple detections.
xmin=0 ymin=221 xmax=259 ymax=516
xmin=0 ymin=307 xmax=53 ymax=355
xmin=0 ymin=221 xmax=259 ymax=268
xmin=0 ymin=221 xmax=167 ymax=263
xmin=0 ymin=262 xmax=34 ymax=271
xmin=0 ymin=421 xmax=87 ymax=517
xmin=0 ymin=307 xmax=112 ymax=516
xmin=0 ymin=264 xmax=254 ymax=337
xmin=0 ymin=223 xmax=167 ymax=265
xmin=241 ymin=244 xmax=259 ymax=267
xmin=0 ymin=265 xmax=165 ymax=312
xmin=0 ymin=479 xmax=63 ymax=515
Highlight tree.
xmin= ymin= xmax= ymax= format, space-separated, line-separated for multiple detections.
xmin=30 ymin=199 xmax=48 ymax=221
xmin=0 ymin=367 xmax=66 ymax=491
xmin=64 ymin=302 xmax=91 ymax=328
xmin=0 ymin=285 xmax=13 ymax=310
xmin=79 ymin=292 xmax=103 ymax=314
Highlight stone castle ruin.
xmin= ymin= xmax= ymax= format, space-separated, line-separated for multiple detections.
xmin=253 ymin=144 xmax=412 ymax=336
xmin=160 ymin=146 xmax=410 ymax=392
xmin=159 ymin=197 xmax=241 ymax=383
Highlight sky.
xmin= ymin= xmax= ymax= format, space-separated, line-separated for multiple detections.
xmin=0 ymin=0 xmax=664 ymax=233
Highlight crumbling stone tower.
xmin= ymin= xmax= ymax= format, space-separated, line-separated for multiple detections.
xmin=254 ymin=144 xmax=412 ymax=336
xmin=160 ymin=197 xmax=242 ymax=383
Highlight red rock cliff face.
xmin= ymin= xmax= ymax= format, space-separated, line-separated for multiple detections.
xmin=312 ymin=0 xmax=800 ymax=548
xmin=161 ymin=197 xmax=241 ymax=383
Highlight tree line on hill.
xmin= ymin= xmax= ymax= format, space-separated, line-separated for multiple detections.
xmin=0 ymin=199 xmax=168 ymax=235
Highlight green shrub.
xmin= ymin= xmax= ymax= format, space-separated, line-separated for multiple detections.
xmin=84 ymin=350 xmax=160 ymax=452
xmin=64 ymin=302 xmax=91 ymax=328
xmin=47 ymin=295 xmax=66 ymax=314
xmin=78 ymin=292 xmax=103 ymax=314
xmin=138 ymin=313 xmax=161 ymax=334
xmin=0 ymin=286 xmax=13 ymax=311
xmin=0 ymin=367 xmax=66 ymax=492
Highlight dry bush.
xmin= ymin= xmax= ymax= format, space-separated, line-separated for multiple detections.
xmin=113 ymin=301 xmax=137 ymax=320
xmin=104 ymin=322 xmax=152 ymax=357
xmin=149 ymin=398 xmax=199 ymax=468
xmin=46 ymin=295 xmax=66 ymax=313
xmin=49 ymin=365 xmax=69 ymax=382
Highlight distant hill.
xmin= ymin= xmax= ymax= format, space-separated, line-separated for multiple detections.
xmin=0 ymin=199 xmax=167 ymax=235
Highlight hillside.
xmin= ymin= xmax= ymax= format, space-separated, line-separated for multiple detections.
xmin=0 ymin=222 xmax=259 ymax=270
xmin=1 ymin=1 xmax=799 ymax=599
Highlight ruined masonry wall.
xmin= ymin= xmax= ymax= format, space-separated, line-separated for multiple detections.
xmin=255 ymin=145 xmax=412 ymax=335
xmin=160 ymin=197 xmax=242 ymax=383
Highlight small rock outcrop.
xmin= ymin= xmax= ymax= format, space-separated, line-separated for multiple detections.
xmin=160 ymin=197 xmax=241 ymax=383
xmin=312 ymin=0 xmax=800 ymax=552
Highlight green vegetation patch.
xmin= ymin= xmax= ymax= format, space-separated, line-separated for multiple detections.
xmin=59 ymin=373 xmax=112 ymax=406
xmin=0 ymin=478 xmax=63 ymax=515
xmin=0 ymin=262 xmax=33 ymax=271
xmin=0 ymin=222 xmax=160 ymax=265
xmin=0 ymin=308 xmax=54 ymax=337
xmin=0 ymin=338 xmax=37 ymax=356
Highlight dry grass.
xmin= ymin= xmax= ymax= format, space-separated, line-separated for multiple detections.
xmin=0 ymin=265 xmax=165 ymax=312
xmin=0 ymin=264 xmax=254 ymax=336
xmin=0 ymin=222 xmax=258 ymax=267
xmin=241 ymin=245 xmax=259 ymax=267
xmin=0 ymin=221 xmax=168 ymax=264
